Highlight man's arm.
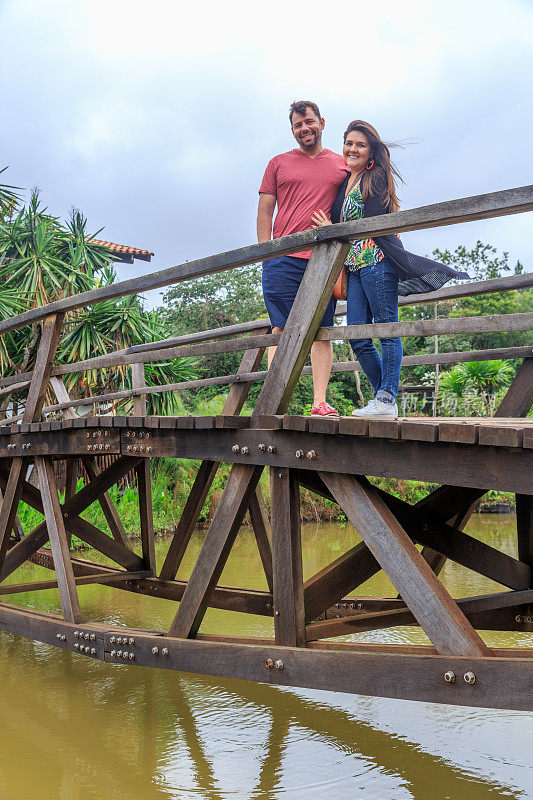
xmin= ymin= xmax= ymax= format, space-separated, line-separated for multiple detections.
xmin=257 ymin=193 xmax=276 ymax=243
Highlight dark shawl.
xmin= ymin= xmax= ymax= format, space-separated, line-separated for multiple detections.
xmin=330 ymin=174 xmax=469 ymax=296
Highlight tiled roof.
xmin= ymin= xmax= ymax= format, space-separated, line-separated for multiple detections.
xmin=89 ymin=239 xmax=154 ymax=263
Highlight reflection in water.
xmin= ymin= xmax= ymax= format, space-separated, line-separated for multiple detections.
xmin=0 ymin=515 xmax=532 ymax=799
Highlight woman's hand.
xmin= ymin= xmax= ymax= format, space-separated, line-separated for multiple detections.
xmin=311 ymin=209 xmax=332 ymax=228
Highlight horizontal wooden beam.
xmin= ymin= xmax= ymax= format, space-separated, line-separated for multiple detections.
xmin=0 ymin=186 xmax=530 ymax=335
xmin=317 ymin=312 xmax=533 ymax=342
xmin=0 ymin=600 xmax=531 ymax=710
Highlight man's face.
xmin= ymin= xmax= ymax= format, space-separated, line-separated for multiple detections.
xmin=291 ymin=108 xmax=325 ymax=150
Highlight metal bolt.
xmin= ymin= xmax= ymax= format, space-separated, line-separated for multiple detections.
xmin=350 ymin=603 xmax=356 ymax=609
xmin=110 ymin=636 xmax=116 ymax=643
xmin=84 ymin=633 xmax=90 ymax=640
xmin=122 ymin=651 xmax=128 ymax=659
xmin=335 ymin=603 xmax=340 ymax=609
xmin=129 ymin=652 xmax=135 ymax=660
xmin=444 ymin=670 xmax=456 ymax=683
xmin=139 ymin=432 xmax=143 ymax=438
xmin=116 ymin=650 xmax=122 ymax=657
xmin=129 ymin=638 xmax=135 ymax=645
xmin=56 ymin=633 xmax=61 ymax=639
xmin=110 ymin=650 xmax=116 ymax=657
xmin=232 ymin=444 xmax=240 ymax=452
xmin=240 ymin=446 xmax=249 ymax=455
xmin=117 ymin=636 xmax=122 ymax=644
xmin=152 ymin=646 xmax=159 ymax=655
xmin=147 ymin=447 xmax=152 ymax=453
xmin=274 ymin=610 xmax=279 ymax=616
xmin=266 ymin=603 xmax=271 ymax=610
xmin=258 ymin=443 xmax=266 ymax=452
xmin=145 ymin=433 xmax=150 ymax=439
xmin=515 ymin=615 xmax=522 ymax=623
xmin=92 ymin=432 xmax=97 ymax=438
xmin=74 ymin=643 xmax=79 ymax=650
xmin=274 ymin=659 xmax=284 ymax=670
xmin=61 ymin=634 xmax=66 ymax=641
xmin=161 ymin=647 xmax=169 ymax=656
xmin=86 ymin=432 xmax=90 ymax=438
xmin=267 ymin=445 xmax=276 ymax=453
xmin=74 ymin=630 xmax=79 ymax=637
xmin=357 ymin=603 xmax=364 ymax=610
xmin=295 ymin=449 xmax=304 ymax=458
xmin=464 ymin=671 xmax=476 ymax=685
xmin=90 ymin=648 xmax=96 ymax=655
xmin=84 ymin=646 xmax=90 ymax=654
xmin=306 ymin=450 xmax=316 ymax=459
xmin=265 ymin=658 xmax=274 ymax=668
xmin=105 ymin=444 xmax=110 ymax=450
xmin=90 ymin=633 xmax=96 ymax=641
xmin=126 ymin=445 xmax=132 ymax=451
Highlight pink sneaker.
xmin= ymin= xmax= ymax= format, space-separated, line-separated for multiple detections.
xmin=311 ymin=401 xmax=339 ymax=417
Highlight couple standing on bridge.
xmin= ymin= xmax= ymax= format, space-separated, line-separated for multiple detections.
xmin=257 ymin=100 xmax=468 ymax=418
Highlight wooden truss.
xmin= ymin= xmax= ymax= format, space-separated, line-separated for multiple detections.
xmin=0 ymin=190 xmax=532 ymax=710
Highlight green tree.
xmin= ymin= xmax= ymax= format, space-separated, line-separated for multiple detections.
xmin=0 ymin=169 xmax=198 ymax=417
xmin=399 ymin=242 xmax=532 ymax=389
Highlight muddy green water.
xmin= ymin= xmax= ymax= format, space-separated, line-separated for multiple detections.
xmin=0 ymin=514 xmax=531 ymax=799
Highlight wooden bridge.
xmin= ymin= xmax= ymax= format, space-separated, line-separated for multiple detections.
xmin=0 ymin=186 xmax=532 ymax=711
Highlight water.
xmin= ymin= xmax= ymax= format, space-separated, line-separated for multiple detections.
xmin=0 ymin=514 xmax=531 ymax=799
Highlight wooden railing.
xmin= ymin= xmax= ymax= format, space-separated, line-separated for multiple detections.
xmin=0 ymin=184 xmax=531 ymax=423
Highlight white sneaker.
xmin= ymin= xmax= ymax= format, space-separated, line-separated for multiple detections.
xmin=352 ymin=398 xmax=398 ymax=418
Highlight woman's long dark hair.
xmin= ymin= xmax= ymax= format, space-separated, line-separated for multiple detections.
xmin=343 ymin=120 xmax=402 ymax=212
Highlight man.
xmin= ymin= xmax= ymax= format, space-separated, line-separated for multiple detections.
xmin=257 ymin=100 xmax=348 ymax=416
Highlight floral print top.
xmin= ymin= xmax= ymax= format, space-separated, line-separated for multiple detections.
xmin=341 ymin=177 xmax=384 ymax=270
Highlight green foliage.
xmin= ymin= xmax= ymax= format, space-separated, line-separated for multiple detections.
xmin=0 ymin=168 xmax=199 ymax=413
xmin=439 ymin=360 xmax=515 ymax=415
xmin=161 ymin=264 xmax=267 ymax=403
xmin=399 ymin=241 xmax=532 ymax=395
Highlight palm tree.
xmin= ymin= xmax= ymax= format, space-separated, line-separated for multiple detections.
xmin=439 ymin=360 xmax=514 ymax=416
xmin=0 ymin=169 xmax=198 ymax=417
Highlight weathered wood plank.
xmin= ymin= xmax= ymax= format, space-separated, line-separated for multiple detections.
xmin=35 ymin=457 xmax=82 ymax=623
xmin=136 ymin=461 xmax=156 ymax=575
xmin=320 ymin=472 xmax=491 ymax=656
xmin=270 ymin=468 xmax=305 ymax=647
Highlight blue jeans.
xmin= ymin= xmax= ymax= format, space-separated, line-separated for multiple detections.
xmin=347 ymin=258 xmax=403 ymax=399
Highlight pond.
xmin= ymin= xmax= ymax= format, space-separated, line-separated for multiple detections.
xmin=0 ymin=513 xmax=531 ymax=799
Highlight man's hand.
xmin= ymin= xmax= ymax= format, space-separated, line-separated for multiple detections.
xmin=257 ymin=193 xmax=276 ymax=243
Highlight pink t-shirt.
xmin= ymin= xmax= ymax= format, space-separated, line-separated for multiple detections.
xmin=259 ymin=148 xmax=348 ymax=259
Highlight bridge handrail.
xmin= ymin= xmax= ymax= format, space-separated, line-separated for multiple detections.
xmin=0 ymin=185 xmax=530 ymax=337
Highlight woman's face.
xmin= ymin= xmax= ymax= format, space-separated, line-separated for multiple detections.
xmin=343 ymin=130 xmax=371 ymax=172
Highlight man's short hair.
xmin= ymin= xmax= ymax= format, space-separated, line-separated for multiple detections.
xmin=289 ymin=100 xmax=321 ymax=124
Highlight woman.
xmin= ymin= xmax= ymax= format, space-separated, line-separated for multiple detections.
xmin=312 ymin=120 xmax=468 ymax=417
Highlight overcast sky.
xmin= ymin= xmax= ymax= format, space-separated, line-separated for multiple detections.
xmin=1 ymin=0 xmax=532 ymax=307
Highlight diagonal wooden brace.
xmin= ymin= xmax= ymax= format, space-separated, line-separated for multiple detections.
xmin=167 ymin=241 xmax=350 ymax=638
xmin=320 ymin=471 xmax=491 ymax=657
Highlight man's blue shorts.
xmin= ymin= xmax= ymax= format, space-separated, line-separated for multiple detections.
xmin=262 ymin=255 xmax=336 ymax=330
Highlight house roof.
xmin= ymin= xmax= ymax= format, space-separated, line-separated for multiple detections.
xmin=90 ymin=239 xmax=154 ymax=263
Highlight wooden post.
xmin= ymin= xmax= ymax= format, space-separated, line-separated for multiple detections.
xmin=516 ymin=494 xmax=533 ymax=581
xmin=0 ymin=314 xmax=64 ymax=570
xmin=270 ymin=468 xmax=305 ymax=647
xmin=131 ymin=363 xmax=156 ymax=574
xmin=35 ymin=457 xmax=82 ymax=623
